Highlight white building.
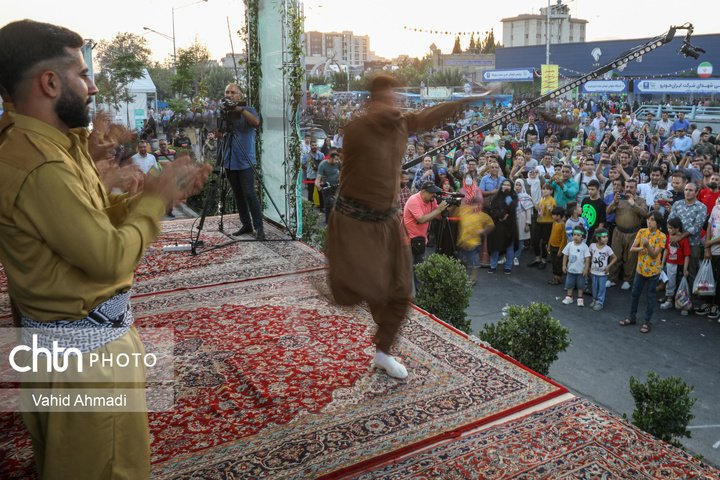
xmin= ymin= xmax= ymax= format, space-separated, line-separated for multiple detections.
xmin=304 ymin=30 xmax=384 ymax=70
xmin=501 ymin=2 xmax=587 ymax=47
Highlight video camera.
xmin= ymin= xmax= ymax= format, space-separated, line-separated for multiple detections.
xmin=219 ymin=96 xmax=248 ymax=122
xmin=438 ymin=192 xmax=465 ymax=208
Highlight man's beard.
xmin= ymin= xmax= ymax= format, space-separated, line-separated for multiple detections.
xmin=55 ymin=86 xmax=91 ymax=128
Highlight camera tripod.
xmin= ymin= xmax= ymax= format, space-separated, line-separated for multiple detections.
xmin=433 ymin=207 xmax=458 ymax=258
xmin=190 ymin=115 xmax=296 ymax=256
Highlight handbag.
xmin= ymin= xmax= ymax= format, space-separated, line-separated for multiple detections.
xmin=693 ymin=259 xmax=716 ymax=296
xmin=410 ymin=236 xmax=426 ymax=256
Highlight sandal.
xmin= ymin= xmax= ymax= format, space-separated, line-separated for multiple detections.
xmin=640 ymin=323 xmax=651 ymax=333
xmin=619 ymin=318 xmax=636 ymax=326
xmin=548 ymin=278 xmax=562 ymax=285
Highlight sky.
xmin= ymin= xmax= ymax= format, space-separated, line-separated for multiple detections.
xmin=1 ymin=0 xmax=716 ymax=63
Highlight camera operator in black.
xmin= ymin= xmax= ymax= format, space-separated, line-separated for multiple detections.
xmin=220 ymin=84 xmax=265 ymax=240
xmin=316 ymin=151 xmax=341 ymax=223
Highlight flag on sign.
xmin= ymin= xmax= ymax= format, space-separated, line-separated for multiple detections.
xmin=698 ymin=62 xmax=713 ymax=79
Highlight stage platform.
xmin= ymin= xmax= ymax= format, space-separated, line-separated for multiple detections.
xmin=1 ymin=217 xmax=718 ymax=479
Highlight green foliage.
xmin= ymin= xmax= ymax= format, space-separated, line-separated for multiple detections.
xmin=431 ymin=70 xmax=464 ymax=87
xmin=469 ymin=33 xmax=476 ymax=50
xmin=477 ymin=303 xmax=571 ymax=377
xmin=204 ymin=66 xmax=236 ymax=100
xmin=415 ymin=254 xmax=473 ymax=333
xmin=96 ymin=33 xmax=152 ymax=71
xmin=185 ymin=168 xmax=238 ymax=216
xmin=623 ymin=373 xmax=697 ymax=450
xmin=282 ymin=0 xmax=305 ymax=233
xmin=301 ymin=200 xmax=326 ymax=252
xmin=330 ymin=71 xmax=350 ymax=91
xmin=243 ymin=0 xmax=262 ymax=174
xmin=349 ymin=74 xmax=373 ymax=92
xmin=452 ymin=36 xmax=462 ymax=54
xmin=481 ymin=29 xmax=497 ymax=54
xmin=307 ymin=74 xmax=327 ymax=86
xmin=171 ymin=38 xmax=212 ymax=99
xmin=146 ymin=62 xmax=174 ymax=101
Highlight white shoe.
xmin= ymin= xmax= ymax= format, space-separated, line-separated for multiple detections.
xmin=562 ymin=296 xmax=573 ymax=305
xmin=660 ymin=300 xmax=673 ymax=310
xmin=621 ymin=281 xmax=631 ymax=290
xmin=374 ymin=350 xmax=408 ymax=379
xmin=513 ymin=258 xmax=520 ymax=266
xmin=577 ymin=298 xmax=584 ymax=307
xmin=606 ymin=280 xmax=616 ymax=288
xmin=498 ymin=257 xmax=506 ymax=265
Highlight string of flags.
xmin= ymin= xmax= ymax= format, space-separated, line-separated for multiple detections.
xmin=403 ymin=26 xmax=491 ymax=36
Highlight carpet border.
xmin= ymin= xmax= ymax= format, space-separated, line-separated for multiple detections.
xmin=317 ymin=305 xmax=569 ymax=480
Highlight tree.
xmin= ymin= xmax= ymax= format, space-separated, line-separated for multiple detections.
xmin=469 ymin=33 xmax=476 ymax=50
xmin=452 ymin=36 xmax=462 ymax=54
xmin=96 ymin=33 xmax=151 ymax=126
xmin=146 ymin=61 xmax=174 ymax=101
xmin=171 ymin=37 xmax=213 ymax=100
xmin=482 ymin=29 xmax=497 ymax=54
xmin=330 ymin=71 xmax=350 ymax=91
xmin=96 ymin=33 xmax=151 ymax=70
xmin=430 ymin=70 xmax=464 ymax=87
xmin=204 ymin=66 xmax=236 ymax=101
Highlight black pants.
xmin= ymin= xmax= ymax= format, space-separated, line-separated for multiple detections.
xmin=549 ymin=245 xmax=563 ymax=277
xmin=226 ymin=168 xmax=263 ymax=231
xmin=307 ymin=181 xmax=324 ymax=209
xmin=321 ymin=186 xmax=337 ymax=223
xmin=535 ymin=222 xmax=553 ymax=260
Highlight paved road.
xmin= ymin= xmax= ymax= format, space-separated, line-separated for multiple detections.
xmin=463 ymin=248 xmax=720 ymax=468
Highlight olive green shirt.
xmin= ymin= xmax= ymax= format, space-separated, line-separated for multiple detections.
xmin=0 ymin=113 xmax=165 ymax=324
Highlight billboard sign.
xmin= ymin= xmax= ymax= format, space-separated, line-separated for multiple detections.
xmin=482 ymin=68 xmax=533 ymax=82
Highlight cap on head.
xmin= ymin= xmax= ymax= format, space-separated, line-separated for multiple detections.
xmin=421 ymin=181 xmax=442 ymax=194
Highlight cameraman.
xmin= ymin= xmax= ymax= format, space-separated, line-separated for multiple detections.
xmin=404 ymin=182 xmax=449 ymax=291
xmin=220 ymin=83 xmax=264 ymax=240
xmin=316 ymin=152 xmax=341 ymax=222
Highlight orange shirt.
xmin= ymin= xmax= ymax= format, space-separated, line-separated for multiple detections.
xmin=549 ymin=220 xmax=568 ymax=249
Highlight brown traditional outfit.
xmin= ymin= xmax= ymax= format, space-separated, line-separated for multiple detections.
xmin=326 ymin=100 xmax=465 ymax=352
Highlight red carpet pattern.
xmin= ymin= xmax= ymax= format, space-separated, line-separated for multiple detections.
xmin=347 ymin=396 xmax=720 ymax=480
xmin=0 ymin=217 xmax=325 ymax=318
xmin=128 ymin=271 xmax=565 ymax=479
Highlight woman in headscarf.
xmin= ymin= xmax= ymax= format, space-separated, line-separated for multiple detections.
xmin=487 ymin=179 xmax=518 ymax=274
xmin=513 ymin=178 xmax=536 ymax=266
xmin=456 ymin=173 xmax=493 ymax=280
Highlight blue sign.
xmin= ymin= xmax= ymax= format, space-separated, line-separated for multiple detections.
xmin=635 ymin=79 xmax=720 ymax=94
xmin=581 ymin=80 xmax=628 ymax=94
xmin=482 ymin=69 xmax=534 ymax=82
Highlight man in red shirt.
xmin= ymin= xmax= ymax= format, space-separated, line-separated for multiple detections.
xmin=698 ymin=173 xmax=720 ymax=213
xmin=404 ymin=181 xmax=449 ymax=291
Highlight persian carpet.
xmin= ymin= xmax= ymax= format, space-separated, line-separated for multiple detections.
xmin=0 ymin=217 xmax=325 ymax=319
xmin=347 ymin=396 xmax=720 ymax=480
xmin=0 ymin=269 xmax=567 ymax=479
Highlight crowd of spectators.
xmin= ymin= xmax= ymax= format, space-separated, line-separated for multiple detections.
xmin=393 ymin=96 xmax=720 ymax=332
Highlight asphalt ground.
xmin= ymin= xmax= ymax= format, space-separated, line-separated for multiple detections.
xmin=460 ymin=244 xmax=720 ymax=467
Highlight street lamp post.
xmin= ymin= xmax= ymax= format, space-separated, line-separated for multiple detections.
xmin=144 ymin=0 xmax=208 ymax=67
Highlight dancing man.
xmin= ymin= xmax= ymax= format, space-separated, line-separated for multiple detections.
xmin=326 ymin=75 xmax=472 ymax=379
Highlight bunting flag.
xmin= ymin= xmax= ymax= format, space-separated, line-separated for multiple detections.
xmin=445 ymin=147 xmax=457 ymax=160
xmin=403 ymin=26 xmax=490 ymax=36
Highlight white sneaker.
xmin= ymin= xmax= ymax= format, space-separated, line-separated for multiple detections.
xmin=577 ymin=298 xmax=584 ymax=307
xmin=621 ymin=281 xmax=631 ymax=290
xmin=589 ymin=300 xmax=597 ymax=309
xmin=606 ymin=280 xmax=616 ymax=288
xmin=660 ymin=300 xmax=673 ymax=310
xmin=593 ymin=303 xmax=604 ymax=311
xmin=513 ymin=257 xmax=520 ymax=266
xmin=562 ymin=296 xmax=573 ymax=305
xmin=374 ymin=350 xmax=408 ymax=379
xmin=498 ymin=257 xmax=506 ymax=265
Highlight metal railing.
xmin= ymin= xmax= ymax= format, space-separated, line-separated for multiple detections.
xmin=634 ymin=104 xmax=720 ymax=120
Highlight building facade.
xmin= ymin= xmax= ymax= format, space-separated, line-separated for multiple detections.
xmin=501 ymin=3 xmax=587 ymax=47
xmin=305 ymin=30 xmax=383 ymax=70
